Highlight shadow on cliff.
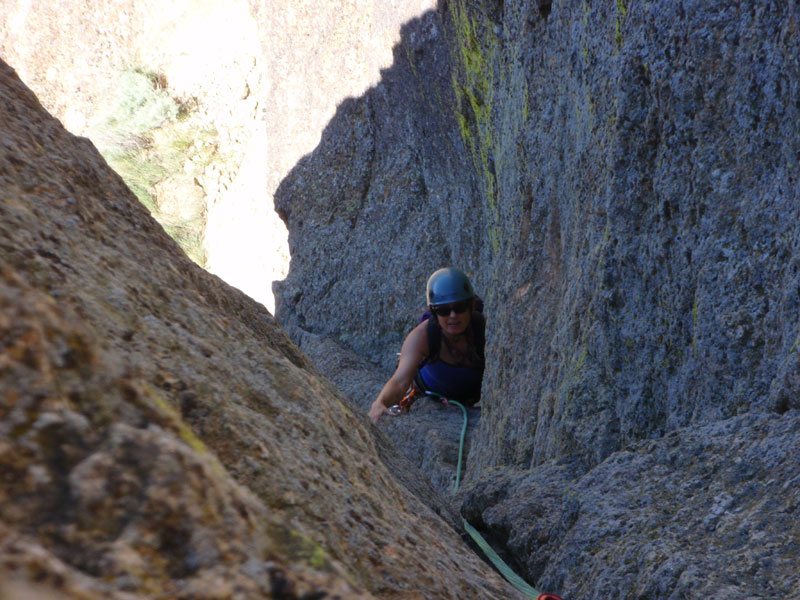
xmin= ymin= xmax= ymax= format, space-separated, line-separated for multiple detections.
xmin=271 ymin=3 xmax=483 ymax=366
xmin=269 ymin=3 xmax=490 ymax=489
xmin=266 ymin=1 xmax=800 ymax=598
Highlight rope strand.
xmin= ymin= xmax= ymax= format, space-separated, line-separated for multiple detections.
xmin=426 ymin=393 xmax=562 ymax=600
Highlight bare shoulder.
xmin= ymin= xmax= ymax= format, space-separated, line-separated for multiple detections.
xmin=404 ymin=320 xmax=428 ymax=352
xmin=385 ymin=320 xmax=430 ymax=389
xmin=397 ymin=319 xmax=429 ymax=369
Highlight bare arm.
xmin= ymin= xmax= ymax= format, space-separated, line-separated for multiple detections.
xmin=368 ymin=321 xmax=428 ymax=424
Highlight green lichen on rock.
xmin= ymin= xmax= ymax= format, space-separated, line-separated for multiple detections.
xmin=267 ymin=525 xmax=335 ymax=572
xmin=692 ymin=293 xmax=700 ymax=357
xmin=615 ymin=0 xmax=628 ymax=49
xmin=124 ymin=380 xmax=211 ymax=457
xmin=449 ymin=0 xmax=500 ymax=254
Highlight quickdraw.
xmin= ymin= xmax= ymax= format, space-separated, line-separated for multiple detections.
xmin=388 ymin=382 xmax=425 ymax=415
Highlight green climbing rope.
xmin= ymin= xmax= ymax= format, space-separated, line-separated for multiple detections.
xmin=450 ymin=399 xmax=468 ymax=490
xmin=435 ymin=395 xmax=560 ymax=600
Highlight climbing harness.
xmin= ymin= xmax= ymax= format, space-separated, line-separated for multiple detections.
xmin=396 ymin=390 xmax=564 ymax=600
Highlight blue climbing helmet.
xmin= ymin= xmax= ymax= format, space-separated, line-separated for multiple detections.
xmin=426 ymin=267 xmax=475 ymax=306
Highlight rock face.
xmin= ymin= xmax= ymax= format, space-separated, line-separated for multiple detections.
xmin=274 ymin=9 xmax=485 ymax=373
xmin=274 ymin=1 xmax=800 ymax=598
xmin=0 ymin=59 xmax=522 ymax=599
xmin=4 ymin=0 xmax=800 ymax=597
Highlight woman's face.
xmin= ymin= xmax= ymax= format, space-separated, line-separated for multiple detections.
xmin=434 ymin=300 xmax=472 ymax=337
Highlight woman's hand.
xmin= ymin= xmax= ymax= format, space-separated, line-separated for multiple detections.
xmin=368 ymin=399 xmax=392 ymax=424
xmin=368 ymin=320 xmax=428 ymax=425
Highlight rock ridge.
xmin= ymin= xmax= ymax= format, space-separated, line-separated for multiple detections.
xmin=0 ymin=57 xmax=520 ymax=599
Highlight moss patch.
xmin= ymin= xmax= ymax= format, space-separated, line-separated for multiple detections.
xmin=615 ymin=0 xmax=628 ymax=50
xmin=449 ymin=1 xmax=501 ymax=254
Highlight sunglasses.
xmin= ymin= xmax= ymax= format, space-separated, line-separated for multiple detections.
xmin=431 ymin=300 xmax=470 ymax=317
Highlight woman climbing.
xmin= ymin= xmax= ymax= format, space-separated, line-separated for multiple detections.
xmin=368 ymin=267 xmax=485 ymax=424
xmin=367 ymin=273 xmax=563 ymax=600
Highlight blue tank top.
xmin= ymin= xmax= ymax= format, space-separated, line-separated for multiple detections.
xmin=418 ymin=359 xmax=483 ymax=401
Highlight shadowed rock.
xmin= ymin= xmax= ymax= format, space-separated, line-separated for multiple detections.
xmin=272 ymin=1 xmax=800 ymax=597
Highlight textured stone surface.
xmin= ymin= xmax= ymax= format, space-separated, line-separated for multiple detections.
xmin=540 ymin=412 xmax=800 ymax=600
xmin=272 ymin=1 xmax=800 ymax=597
xmin=473 ymin=0 xmax=800 ymax=473
xmin=463 ymin=412 xmax=800 ymax=599
xmin=0 ymin=58 xmax=520 ymax=599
